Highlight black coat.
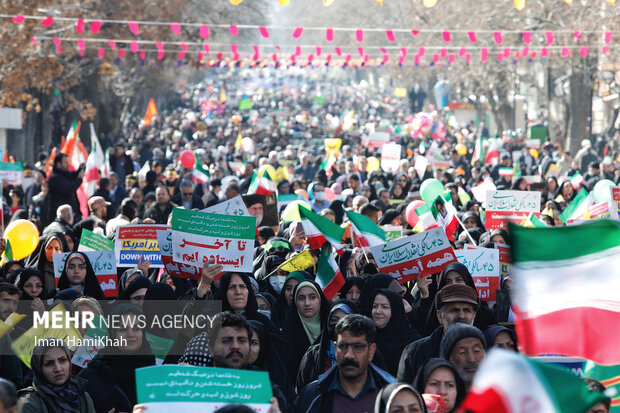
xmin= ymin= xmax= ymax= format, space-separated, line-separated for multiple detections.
xmin=45 ymin=167 xmax=82 ymax=225
xmin=397 ymin=325 xmax=444 ymax=383
xmin=143 ymin=201 xmax=176 ymax=224
xmin=294 ymin=363 xmax=396 ymax=413
xmin=171 ymin=193 xmax=205 ymax=210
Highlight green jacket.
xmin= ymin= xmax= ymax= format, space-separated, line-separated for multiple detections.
xmin=17 ymin=376 xmax=96 ymax=413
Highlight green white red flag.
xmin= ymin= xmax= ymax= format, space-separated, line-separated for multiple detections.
xmin=315 ymin=243 xmax=345 ymax=300
xmin=192 ymin=153 xmax=210 ymax=184
xmin=345 ymin=210 xmax=386 ymax=248
xmin=559 ymin=188 xmax=595 ymax=224
xmin=248 ymin=170 xmax=276 ymax=196
xmin=510 ymin=220 xmax=620 ymax=365
xmin=298 ymin=205 xmax=345 ymax=255
xmin=415 ymin=194 xmax=459 ymax=241
xmin=459 ymin=349 xmax=606 ymax=413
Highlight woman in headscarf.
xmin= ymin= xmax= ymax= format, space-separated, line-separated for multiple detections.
xmin=18 ymin=337 xmax=95 ymax=413
xmin=420 ymin=263 xmax=497 ymax=336
xmin=118 ymin=275 xmax=151 ymax=305
xmin=393 ymin=173 xmax=412 ymax=195
xmin=142 ymin=282 xmax=185 ymax=364
xmin=248 ymin=320 xmax=295 ymax=403
xmin=25 ymin=232 xmax=69 ymax=297
xmin=378 ymin=209 xmax=402 ymax=226
xmin=483 ymin=325 xmax=517 ymax=352
xmin=413 ymin=358 xmax=466 ymax=413
xmin=57 ymin=252 xmax=105 ymax=300
xmin=375 ymin=382 xmax=427 ymax=413
xmin=283 ymin=279 xmax=330 ymax=381
xmin=556 ymin=180 xmax=575 ymax=203
xmin=0 ymin=260 xmax=24 ymax=282
xmin=338 ymin=277 xmax=365 ymax=303
xmin=117 ymin=268 xmax=144 ymax=298
xmin=214 ymin=272 xmax=276 ymax=330
xmin=358 ymin=274 xmax=405 ymax=315
xmin=255 ymin=254 xmax=287 ymax=297
xmin=272 ymin=271 xmax=309 ymax=328
xmin=78 ymin=304 xmax=155 ymax=413
xmin=12 ymin=268 xmax=47 ymax=327
xmin=371 ymin=289 xmax=421 ymax=376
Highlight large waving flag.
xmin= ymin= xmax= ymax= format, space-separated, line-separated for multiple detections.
xmin=192 ymin=153 xmax=210 ymax=184
xmin=459 ymin=349 xmax=606 ymax=413
xmin=345 ymin=210 xmax=386 ymax=248
xmin=248 ymin=170 xmax=276 ymax=196
xmin=316 ymin=243 xmax=345 ymax=300
xmin=298 ymin=205 xmax=345 ymax=255
xmin=415 ymin=193 xmax=459 ymax=241
xmin=144 ymin=98 xmax=158 ymax=127
xmin=61 ymin=121 xmax=88 ymax=218
xmin=84 ymin=124 xmax=104 ymax=197
xmin=559 ymin=188 xmax=595 ymax=224
xmin=511 ymin=220 xmax=620 ymax=365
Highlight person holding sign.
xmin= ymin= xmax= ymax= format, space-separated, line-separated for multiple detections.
xmin=17 ymin=337 xmax=96 ymax=413
xmin=57 ymin=253 xmax=105 ymax=301
xmin=78 ymin=304 xmax=155 ymax=413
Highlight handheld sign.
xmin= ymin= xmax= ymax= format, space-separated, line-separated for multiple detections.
xmin=135 ymin=365 xmax=273 ymax=413
xmin=485 ymin=190 xmax=541 ymax=229
xmin=455 ymin=248 xmax=501 ymax=301
xmin=370 ymin=227 xmax=457 ymax=283
xmin=115 ymin=225 xmax=169 ymax=268
xmin=171 ymin=208 xmax=255 ymax=272
xmin=78 ymin=229 xmax=115 ymax=252
xmin=200 ymin=195 xmax=250 ymax=216
xmin=52 ymin=251 xmax=118 ymax=297
xmin=156 ymin=229 xmax=200 ymax=280
xmin=611 ymin=187 xmax=620 ymax=220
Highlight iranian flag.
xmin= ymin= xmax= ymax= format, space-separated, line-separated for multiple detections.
xmin=298 ymin=205 xmax=345 ymax=255
xmin=510 ymin=220 xmax=620 ymax=365
xmin=559 ymin=188 xmax=595 ymax=224
xmin=316 ymin=243 xmax=345 ymax=300
xmin=415 ymin=194 xmax=459 ymax=241
xmin=84 ymin=124 xmax=104 ymax=197
xmin=248 ymin=171 xmax=276 ymax=196
xmin=570 ymin=171 xmax=585 ymax=191
xmin=61 ymin=121 xmax=89 ymax=218
xmin=459 ymin=349 xmax=606 ymax=413
xmin=499 ymin=167 xmax=513 ymax=177
xmin=345 ymin=210 xmax=386 ymax=248
xmin=484 ymin=138 xmax=500 ymax=166
xmin=520 ymin=213 xmax=547 ymax=228
xmin=192 ymin=153 xmax=210 ymax=184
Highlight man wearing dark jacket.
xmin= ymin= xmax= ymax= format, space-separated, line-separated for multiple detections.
xmin=171 ymin=180 xmax=204 ymax=210
xmin=44 ymin=153 xmax=84 ymax=226
xmin=143 ymin=186 xmax=177 ymax=224
xmin=295 ymin=314 xmax=395 ymax=413
xmin=397 ymin=283 xmax=479 ymax=383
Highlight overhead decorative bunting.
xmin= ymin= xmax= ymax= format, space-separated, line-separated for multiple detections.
xmin=128 ymin=21 xmax=139 ymax=35
xmin=41 ymin=16 xmax=54 ymax=27
xmin=326 ymin=28 xmax=334 ymax=42
xmin=494 ymin=31 xmax=503 ymax=44
xmin=468 ymin=31 xmax=477 ymax=43
xmin=523 ymin=31 xmax=531 ymax=44
xmin=130 ymin=41 xmax=139 ymax=52
xmin=386 ymin=30 xmax=395 ymax=42
xmin=356 ymin=29 xmax=364 ymax=43
xmin=259 ymin=26 xmax=269 ymax=38
xmin=229 ymin=25 xmax=238 ymax=36
xmin=292 ymin=27 xmax=303 ymax=38
xmin=171 ymin=23 xmax=181 ymax=36
xmin=90 ymin=20 xmax=101 ymax=34
xmin=75 ymin=18 xmax=84 ymax=33
xmin=545 ymin=31 xmax=554 ymax=44
xmin=11 ymin=15 xmax=24 ymax=24
xmin=442 ymin=31 xmax=451 ymax=42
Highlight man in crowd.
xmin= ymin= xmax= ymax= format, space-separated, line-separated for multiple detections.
xmin=440 ymin=323 xmax=486 ymax=391
xmin=42 ymin=204 xmax=73 ymax=237
xmin=172 ymin=180 xmax=204 ymax=210
xmin=44 ymin=153 xmax=84 ymax=226
xmin=311 ymin=182 xmax=329 ymax=213
xmin=144 ymin=186 xmax=176 ymax=224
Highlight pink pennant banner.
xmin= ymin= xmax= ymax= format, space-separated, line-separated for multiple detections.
xmin=171 ymin=23 xmax=181 ymax=36
xmin=139 ymin=50 xmax=146 ymax=60
xmin=411 ymin=30 xmax=420 ymax=36
xmin=180 ymin=42 xmax=188 ymax=51
xmin=90 ymin=20 xmax=101 ymax=34
xmin=335 ymin=47 xmax=342 ymax=56
xmin=56 ymin=46 xmax=62 ymax=55
xmin=541 ymin=47 xmax=548 ymax=57
xmin=605 ymin=31 xmax=612 ymax=44
xmin=465 ymin=53 xmax=472 ymax=63
xmin=602 ymin=46 xmax=610 ymax=55
xmin=384 ymin=54 xmax=390 ymax=63
xmin=217 ymin=52 xmax=223 ymax=61
xmin=573 ymin=30 xmax=582 ymax=43
xmin=293 ymin=27 xmax=303 ymax=39
xmin=522 ymin=31 xmax=531 ymax=44
xmin=442 ymin=31 xmax=451 ymax=42
xmin=200 ymin=25 xmax=210 ymax=39
xmin=440 ymin=48 xmax=448 ymax=58
xmin=53 ymin=37 xmax=61 ymax=47
xmin=458 ymin=47 xmax=466 ymax=57
xmin=448 ymin=54 xmax=456 ymax=63
xmin=11 ymin=15 xmax=25 ymax=24
xmin=580 ymin=46 xmax=589 ymax=57
xmin=326 ymin=28 xmax=334 ymax=42
xmin=386 ymin=30 xmax=395 ymax=42
xmin=202 ymin=44 xmax=210 ymax=53
xmin=356 ymin=29 xmax=364 ymax=43
xmin=230 ymin=44 xmax=238 ymax=54
xmin=561 ymin=47 xmax=570 ymax=57
xmin=97 ymin=48 xmax=105 ymax=58
xmin=503 ymin=47 xmax=511 ymax=58
xmin=75 ymin=18 xmax=84 ymax=33
xmin=253 ymin=45 xmax=259 ymax=55
xmin=481 ymin=47 xmax=489 ymax=62
xmin=130 ymin=41 xmax=139 ymax=53
xmin=156 ymin=41 xmax=164 ymax=50
xmin=326 ymin=54 xmax=333 ymax=65
xmin=41 ymin=17 xmax=54 ymax=27
xmin=178 ymin=51 xmax=186 ymax=60
xmin=77 ymin=39 xmax=86 ymax=49
xmin=229 ymin=25 xmax=238 ymax=36
xmin=197 ymin=52 xmax=204 ymax=61
xmin=128 ymin=21 xmax=139 ymax=35
xmin=399 ymin=47 xmax=407 ymax=64
xmin=118 ymin=49 xmax=126 ymax=58
xmin=494 ymin=31 xmax=503 ymax=45
xmin=433 ymin=54 xmax=440 ymax=63
xmin=497 ymin=52 xmax=504 ymax=61
xmin=108 ymin=40 xmax=117 ymax=50
xmin=418 ymin=47 xmax=426 ymax=57
xmin=316 ymin=46 xmax=322 ymax=56
xmin=295 ymin=46 xmax=301 ymax=56
xmin=468 ymin=31 xmax=477 ymax=43
xmin=522 ymin=46 xmax=529 ymax=56
xmin=545 ymin=31 xmax=554 ymax=45
xmin=259 ymin=27 xmax=269 ymax=38
xmin=413 ymin=55 xmax=419 ymax=65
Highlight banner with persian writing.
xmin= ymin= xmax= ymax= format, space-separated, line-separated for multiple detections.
xmin=485 ymin=190 xmax=541 ymax=229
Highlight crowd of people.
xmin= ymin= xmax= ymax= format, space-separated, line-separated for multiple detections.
xmin=0 ymin=68 xmax=616 ymax=413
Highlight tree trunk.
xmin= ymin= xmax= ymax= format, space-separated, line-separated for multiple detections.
xmin=567 ymin=63 xmax=594 ymax=154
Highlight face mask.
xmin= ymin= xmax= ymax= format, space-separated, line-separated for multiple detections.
xmin=268 ymin=275 xmax=286 ymax=294
xmin=314 ymin=191 xmax=325 ymax=201
xmin=258 ymin=310 xmax=271 ymax=319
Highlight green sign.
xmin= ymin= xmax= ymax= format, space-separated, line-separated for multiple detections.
xmin=136 ymin=365 xmax=273 ymax=409
xmin=145 ymin=333 xmax=174 ymax=365
xmin=78 ymin=229 xmax=115 ymax=252
xmin=171 ymin=208 xmax=256 ymax=239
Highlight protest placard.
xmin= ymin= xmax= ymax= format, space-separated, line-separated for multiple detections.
xmin=485 ymin=190 xmax=541 ymax=229
xmin=0 ymin=313 xmax=25 ymax=340
xmin=612 ymin=187 xmax=620 ymax=220
xmin=11 ymin=303 xmax=82 ymax=368
xmin=146 ymin=333 xmax=174 ymax=366
xmin=78 ymin=228 xmax=115 ymax=252
xmin=382 ymin=225 xmax=403 ymax=242
xmin=455 ymin=248 xmax=501 ymax=301
xmin=171 ymin=209 xmax=255 ymax=272
xmin=115 ymin=225 xmax=169 ymax=268
xmin=362 ymin=131 xmax=391 ymax=148
xmin=381 ymin=143 xmax=401 ymax=173
xmin=586 ymin=201 xmax=618 ymax=221
xmin=369 ymin=227 xmax=457 ymax=283
xmin=278 ymin=250 xmax=315 ymax=273
xmin=135 ymin=365 xmax=273 ymax=412
xmin=52 ymin=251 xmax=118 ymax=297
xmin=71 ymin=315 xmax=107 ymax=368
xmin=0 ymin=162 xmax=22 ymax=185
xmin=156 ymin=229 xmax=201 ymax=280
xmin=201 ymin=195 xmax=249 ymax=216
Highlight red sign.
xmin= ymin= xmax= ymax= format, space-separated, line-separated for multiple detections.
xmin=161 ymin=255 xmax=201 ymax=280
xmin=473 ymin=276 xmax=500 ymax=301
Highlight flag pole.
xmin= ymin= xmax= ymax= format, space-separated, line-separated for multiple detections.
xmin=351 ymin=225 xmax=371 ymax=264
xmin=455 ymin=213 xmax=477 ymax=246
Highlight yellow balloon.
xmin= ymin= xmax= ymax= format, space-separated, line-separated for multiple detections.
xmin=529 ymin=148 xmax=539 ymax=159
xmin=367 ymin=156 xmax=380 ymax=172
xmin=514 ymin=0 xmax=525 ymax=10
xmin=455 ymin=143 xmax=467 ymax=156
xmin=278 ymin=0 xmax=290 ymax=4
xmin=324 ymin=0 xmax=336 ymax=6
xmin=423 ymin=0 xmax=438 ymax=7
xmin=4 ymin=219 xmax=39 ymax=260
xmin=230 ymin=0 xmax=243 ymax=4
xmin=376 ymin=0 xmax=384 ymax=4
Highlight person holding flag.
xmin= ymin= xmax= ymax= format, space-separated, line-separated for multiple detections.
xmin=43 ymin=153 xmax=84 ymax=227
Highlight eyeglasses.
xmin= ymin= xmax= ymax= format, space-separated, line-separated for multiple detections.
xmin=335 ymin=342 xmax=370 ymax=353
xmin=182 ymin=192 xmax=193 ymax=197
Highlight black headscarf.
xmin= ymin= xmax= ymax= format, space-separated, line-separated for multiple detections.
xmin=215 ymin=272 xmax=276 ymax=330
xmin=0 ymin=260 xmax=23 ymax=281
xmin=271 ymin=270 xmax=310 ymax=328
xmin=371 ymin=289 xmax=421 ymax=376
xmin=13 ymin=268 xmax=46 ymax=301
xmin=338 ymin=277 xmax=365 ymax=302
xmin=327 ymin=200 xmax=346 ymax=225
xmin=483 ymin=324 xmax=517 ymax=349
xmin=358 ymin=274 xmax=397 ymax=315
xmin=57 ymin=252 xmax=105 ymax=300
xmin=374 ymin=382 xmax=427 ymax=413
xmin=118 ymin=268 xmax=144 ymax=298
xmin=83 ymin=304 xmax=155 ymax=406
xmin=413 ymin=358 xmax=466 ymax=413
xmin=378 ymin=208 xmax=400 ymax=226
xmin=31 ymin=338 xmax=81 ymax=413
xmin=119 ymin=275 xmax=152 ymax=300
xmin=25 ymin=231 xmax=70 ymax=296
